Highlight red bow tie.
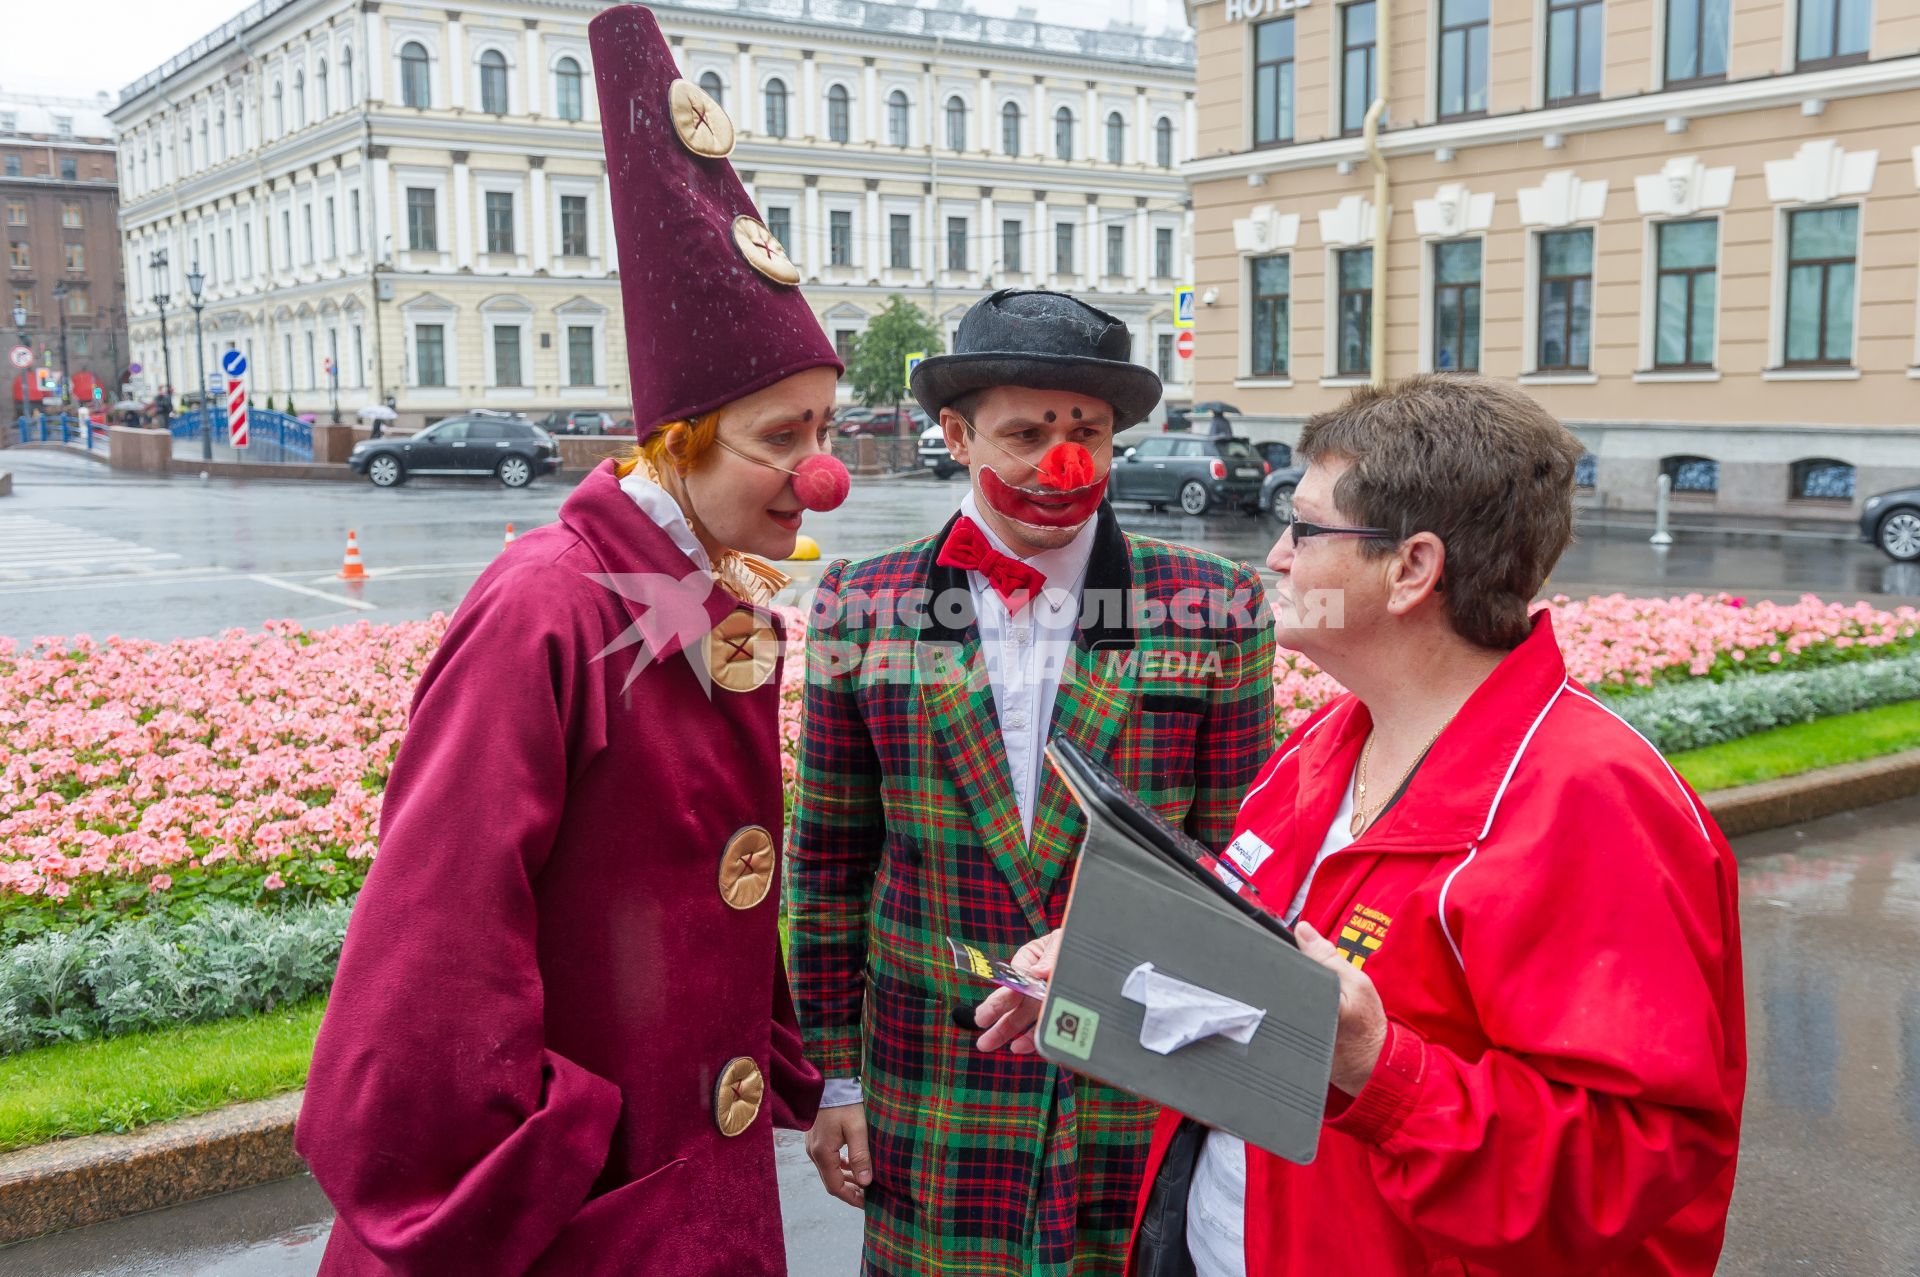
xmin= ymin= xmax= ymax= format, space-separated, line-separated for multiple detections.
xmin=937 ymin=516 xmax=1046 ymax=613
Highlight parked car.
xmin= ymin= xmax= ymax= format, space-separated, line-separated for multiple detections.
xmin=918 ymin=424 xmax=961 ymax=479
xmin=1109 ymin=435 xmax=1266 ymax=515
xmin=536 ymin=409 xmax=625 ymax=435
xmin=349 ymin=412 xmax=560 ymax=488
xmin=838 ymin=406 xmax=926 ymax=437
xmin=1860 ymin=485 xmax=1920 ymax=562
xmin=1251 ymin=440 xmax=1293 ymax=471
xmin=1259 ymin=462 xmax=1307 ymax=520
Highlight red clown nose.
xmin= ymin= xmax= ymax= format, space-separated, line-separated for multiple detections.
xmin=791 ymin=453 xmax=852 ymax=511
xmin=1034 ymin=442 xmax=1096 ymax=492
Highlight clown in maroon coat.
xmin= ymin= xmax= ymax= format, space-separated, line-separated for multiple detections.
xmin=294 ymin=8 xmax=852 ymax=1273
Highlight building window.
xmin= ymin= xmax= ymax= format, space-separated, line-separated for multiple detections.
xmin=698 ymin=71 xmax=725 ymax=107
xmin=889 ymin=213 xmax=911 ymax=269
xmin=492 ymin=325 xmax=523 ymax=386
xmin=556 ymin=57 xmax=584 ymax=120
xmin=1155 ymin=227 xmax=1173 ymax=278
xmin=1546 ymin=0 xmax=1604 ymax=103
xmin=1054 ymin=222 xmax=1076 ymax=276
xmin=1536 ymin=228 xmax=1593 ymax=370
xmin=1790 ymin=458 xmax=1856 ymax=500
xmin=415 ymin=324 xmax=445 ymax=385
xmin=480 ymin=50 xmax=510 ymax=115
xmin=302 ymin=205 xmax=314 ymax=262
xmin=1106 ymin=224 xmax=1126 ymax=277
xmin=1250 ymin=253 xmax=1290 ymax=376
xmin=60 ymin=156 xmax=78 ymax=181
xmin=317 ymin=60 xmax=330 ymax=114
xmin=1798 ymin=0 xmax=1872 ymax=68
xmin=5 ymin=200 xmax=23 ymax=226
xmin=947 ymin=216 xmax=968 ymax=271
xmin=945 ymin=97 xmax=967 ymax=151
xmin=1002 ymin=219 xmax=1022 ymax=273
xmin=833 ymin=328 xmax=858 ymax=364
xmin=72 ymin=331 xmax=91 ymax=357
xmin=1054 ymin=107 xmax=1074 ymax=160
xmin=282 ymin=210 xmax=293 ymax=267
xmin=830 ymin=209 xmax=853 ymax=266
xmin=1340 ymin=2 xmax=1378 ymax=135
xmin=401 ymin=43 xmax=430 ymax=108
xmin=1784 ymin=206 xmax=1858 ymax=367
xmin=560 ymin=194 xmax=589 ymax=256
xmin=1574 ymin=453 xmax=1598 ymax=488
xmin=7 ymin=241 xmax=26 ymax=270
xmin=485 ymin=191 xmax=515 ymax=254
xmin=1433 ymin=239 xmax=1482 ymax=371
xmin=349 ymin=190 xmax=362 ymax=253
xmin=567 ymin=325 xmax=595 ymax=386
xmin=1337 ymin=247 xmax=1373 ymax=376
xmin=294 ymin=71 xmax=307 ymax=128
xmin=1001 ymin=102 xmax=1022 ymax=156
xmin=1666 ymin=0 xmax=1729 ymax=84
xmin=1252 ymin=16 xmax=1296 ymax=145
xmin=64 ymin=286 xmax=88 ymax=315
xmin=3 ymin=156 xmax=18 ymax=178
xmin=1661 ymin=454 xmax=1719 ymax=494
xmin=59 ymin=201 xmax=82 ymax=229
xmin=766 ymin=206 xmax=791 ymax=252
xmin=1438 ymin=0 xmax=1490 ymax=119
xmin=1155 ymin=116 xmax=1175 ymax=167
xmin=765 ymin=79 xmax=789 ymax=138
xmin=1157 ymin=332 xmax=1175 ymax=380
xmin=406 ymin=187 xmax=436 ymax=251
xmin=826 ymin=84 xmax=851 ymax=142
xmin=887 ymin=91 xmax=909 ymax=146
xmin=325 ymin=195 xmax=337 ymax=257
xmin=342 ymin=46 xmax=354 ymax=103
xmin=1654 ymin=218 xmax=1717 ymax=369
xmin=1106 ymin=111 xmax=1126 ymax=164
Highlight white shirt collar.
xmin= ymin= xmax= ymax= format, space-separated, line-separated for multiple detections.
xmin=618 ymin=464 xmax=711 ymax=572
xmin=958 ymin=488 xmax=1098 ymax=595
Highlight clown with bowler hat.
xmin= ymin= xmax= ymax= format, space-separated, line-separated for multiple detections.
xmin=297 ymin=7 xmax=850 ymax=1273
xmin=789 ymin=290 xmax=1279 ymax=1276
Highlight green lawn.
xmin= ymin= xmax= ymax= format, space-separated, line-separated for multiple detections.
xmin=0 ymin=998 xmax=324 ymax=1152
xmin=1671 ymin=698 xmax=1920 ymax=794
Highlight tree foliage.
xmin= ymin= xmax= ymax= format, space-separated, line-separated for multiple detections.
xmin=843 ymin=295 xmax=943 ymax=410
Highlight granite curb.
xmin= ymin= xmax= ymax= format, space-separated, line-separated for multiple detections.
xmin=4 ymin=753 xmax=1919 ymax=1245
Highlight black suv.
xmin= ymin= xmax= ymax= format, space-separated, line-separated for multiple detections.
xmin=349 ymin=413 xmax=561 ymax=488
xmin=1109 ymin=435 xmax=1266 ymax=515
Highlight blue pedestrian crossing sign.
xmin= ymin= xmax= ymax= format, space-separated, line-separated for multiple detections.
xmin=1173 ymin=287 xmax=1195 ymax=330
xmin=904 ymin=350 xmax=926 ymax=390
xmin=221 ymin=349 xmax=247 ymax=378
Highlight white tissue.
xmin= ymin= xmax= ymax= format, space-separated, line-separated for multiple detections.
xmin=1121 ymin=962 xmax=1267 ymax=1055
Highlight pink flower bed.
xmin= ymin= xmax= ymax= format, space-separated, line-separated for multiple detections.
xmin=5 ymin=592 xmax=1915 ymax=916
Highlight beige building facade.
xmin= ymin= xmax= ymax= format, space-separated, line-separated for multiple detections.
xmin=112 ymin=0 xmax=1196 ymax=431
xmin=1187 ymin=0 xmax=1920 ymax=522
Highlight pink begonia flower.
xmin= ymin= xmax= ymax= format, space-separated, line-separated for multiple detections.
xmin=264 ymin=872 xmax=287 ymax=891
xmin=150 ymin=874 xmax=173 ymax=892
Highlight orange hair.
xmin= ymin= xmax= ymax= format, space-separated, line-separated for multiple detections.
xmin=613 ymin=412 xmax=723 ymax=479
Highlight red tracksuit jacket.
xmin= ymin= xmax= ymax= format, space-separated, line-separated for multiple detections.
xmin=1128 ymin=613 xmax=1747 ymax=1276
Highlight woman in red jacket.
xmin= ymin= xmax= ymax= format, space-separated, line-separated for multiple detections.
xmin=981 ymin=375 xmax=1746 ymax=1277
xmin=295 ymin=9 xmax=850 ymax=1274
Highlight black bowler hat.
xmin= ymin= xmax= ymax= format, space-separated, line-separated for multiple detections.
xmin=910 ymin=289 xmax=1162 ymax=429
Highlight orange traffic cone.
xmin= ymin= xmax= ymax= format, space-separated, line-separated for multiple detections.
xmin=338 ymin=530 xmax=369 ymax=581
xmin=503 ymin=522 xmax=516 ymax=550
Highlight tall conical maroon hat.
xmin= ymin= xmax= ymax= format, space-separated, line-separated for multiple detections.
xmin=589 ymin=5 xmax=841 ymax=439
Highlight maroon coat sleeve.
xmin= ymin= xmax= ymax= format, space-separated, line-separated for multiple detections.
xmin=296 ymin=564 xmax=622 ymax=1275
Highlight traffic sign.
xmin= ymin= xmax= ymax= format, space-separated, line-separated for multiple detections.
xmin=1173 ymin=286 xmax=1195 ymax=330
xmin=904 ymin=350 xmax=926 ymax=390
xmin=129 ymin=362 xmax=143 ymax=375
xmin=222 ymin=349 xmax=249 ymax=450
xmin=1175 ymin=330 xmax=1194 ymax=360
xmin=220 ymin=349 xmax=247 ymax=378
xmin=7 ymin=345 xmax=30 ymax=370
xmin=323 ymin=357 xmax=335 ymax=377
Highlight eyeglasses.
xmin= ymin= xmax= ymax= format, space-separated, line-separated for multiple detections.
xmin=1284 ymin=513 xmax=1397 ymax=543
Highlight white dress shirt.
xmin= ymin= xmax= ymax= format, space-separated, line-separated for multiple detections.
xmin=1186 ymin=766 xmax=1357 ymax=1277
xmin=819 ymin=492 xmax=1100 ymax=1112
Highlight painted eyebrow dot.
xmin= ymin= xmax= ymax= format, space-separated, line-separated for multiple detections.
xmin=1070 ymin=407 xmax=1083 ymax=420
xmin=1043 ymin=411 xmax=1057 ymax=423
xmin=802 ymin=409 xmax=814 ymax=422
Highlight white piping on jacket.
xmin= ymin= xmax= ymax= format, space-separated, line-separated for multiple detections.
xmin=1562 ymin=684 xmax=1711 ymax=840
xmin=1237 ymin=713 xmax=1335 ymax=817
xmin=1436 ymin=683 xmax=1568 ymax=970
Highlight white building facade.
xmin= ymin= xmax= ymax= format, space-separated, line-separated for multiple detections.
xmin=112 ymin=0 xmax=1196 ymax=427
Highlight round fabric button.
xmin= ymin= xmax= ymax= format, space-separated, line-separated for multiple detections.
xmin=731 ymin=214 xmax=801 ymax=286
xmin=718 ymin=825 xmax=775 ymax=911
xmin=667 ymin=77 xmax=735 ymax=159
xmin=706 ymin=610 xmax=779 ymax=693
xmin=713 ymin=1056 xmax=766 ymax=1138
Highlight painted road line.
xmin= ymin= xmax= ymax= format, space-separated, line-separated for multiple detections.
xmin=0 ymin=568 xmax=233 ymax=594
xmin=305 ymin=561 xmax=496 ymax=584
xmin=247 ymin=573 xmax=379 ymax=612
xmin=0 ymin=514 xmax=182 ymax=579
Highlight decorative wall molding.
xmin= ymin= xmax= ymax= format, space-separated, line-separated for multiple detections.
xmin=1516 ymin=170 xmax=1608 ymax=228
xmin=1412 ymin=182 xmax=1495 ymax=238
xmin=1316 ymin=194 xmax=1384 ymax=248
xmin=1763 ymin=140 xmax=1876 ymax=205
xmin=1632 ymin=156 xmax=1736 ymax=217
xmin=1231 ymin=202 xmax=1301 ymax=254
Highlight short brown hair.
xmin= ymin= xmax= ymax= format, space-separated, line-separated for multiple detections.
xmin=1297 ymin=375 xmax=1586 ymax=649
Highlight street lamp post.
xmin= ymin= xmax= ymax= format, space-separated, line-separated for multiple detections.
xmin=10 ymin=302 xmax=26 ymax=425
xmin=186 ymin=260 xmax=211 ymax=462
xmin=148 ymin=250 xmax=173 ymax=396
xmin=50 ymin=284 xmax=72 ymax=423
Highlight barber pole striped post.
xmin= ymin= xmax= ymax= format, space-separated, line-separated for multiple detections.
xmin=221 ymin=349 xmax=250 ymax=450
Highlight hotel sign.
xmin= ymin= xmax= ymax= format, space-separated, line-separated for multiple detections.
xmin=1224 ymin=0 xmax=1312 ymax=21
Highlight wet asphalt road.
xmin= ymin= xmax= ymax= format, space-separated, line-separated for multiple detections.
xmin=0 ymin=449 xmax=1913 ymax=644
xmin=5 ymin=795 xmax=1919 ymax=1276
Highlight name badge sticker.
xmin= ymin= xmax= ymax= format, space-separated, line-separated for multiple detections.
xmin=1224 ymin=830 xmax=1276 ymax=877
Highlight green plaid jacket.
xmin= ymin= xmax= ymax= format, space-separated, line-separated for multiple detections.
xmin=789 ymin=506 xmax=1277 ymax=1277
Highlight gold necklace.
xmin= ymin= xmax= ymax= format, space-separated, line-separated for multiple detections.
xmin=1351 ymin=719 xmax=1451 ymax=837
